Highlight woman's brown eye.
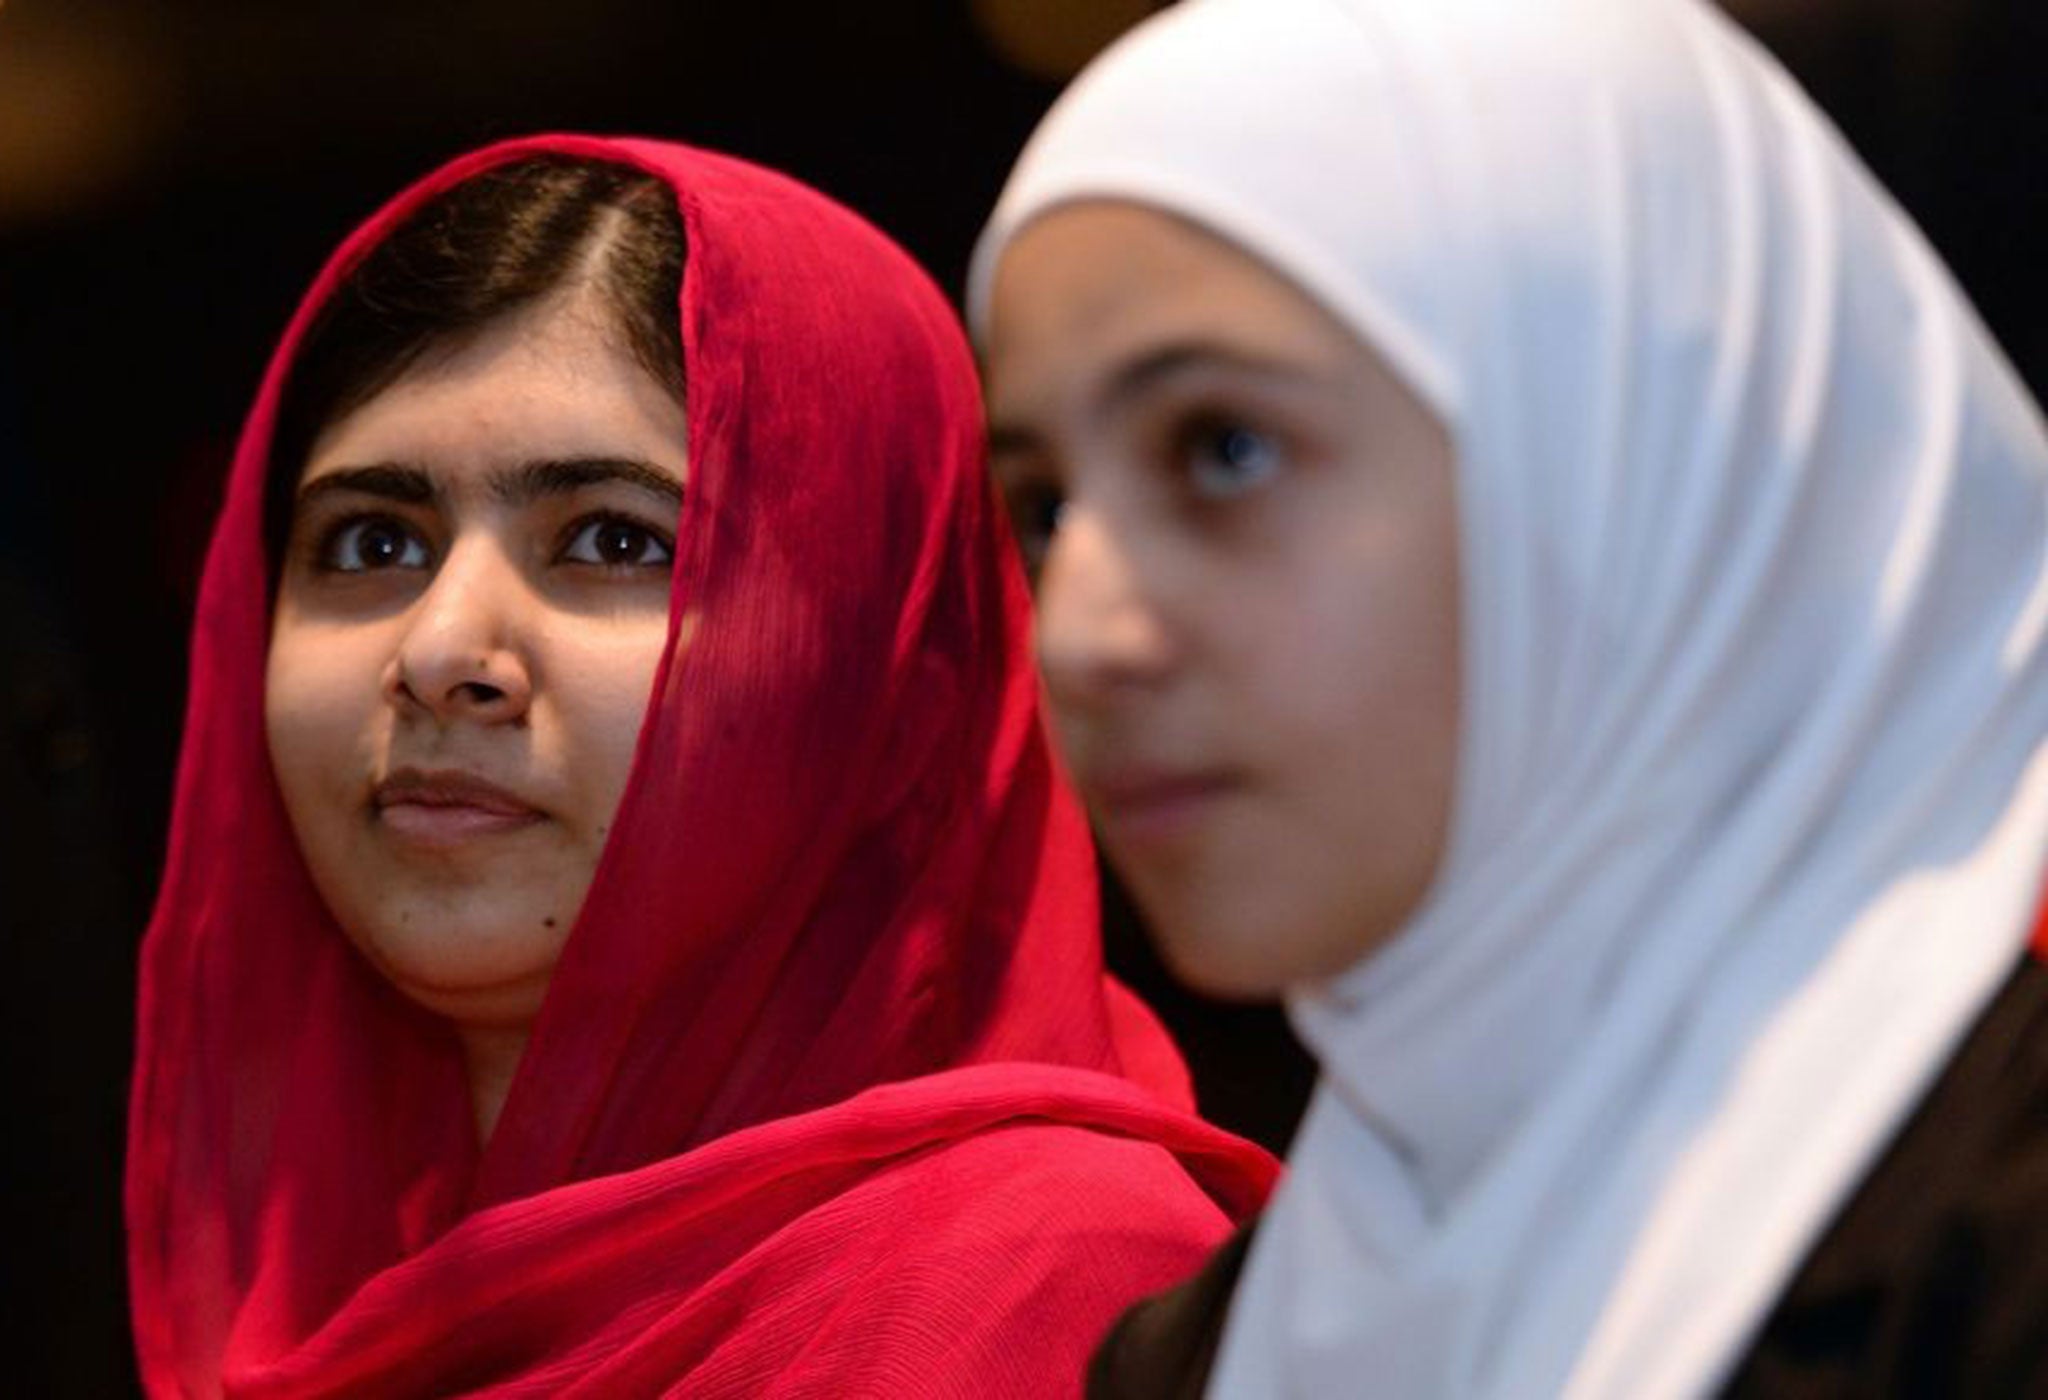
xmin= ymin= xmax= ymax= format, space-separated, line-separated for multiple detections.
xmin=563 ymin=517 xmax=674 ymax=568
xmin=320 ymin=516 xmax=431 ymax=572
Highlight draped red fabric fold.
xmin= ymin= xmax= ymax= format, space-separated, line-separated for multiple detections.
xmin=126 ymin=134 xmax=1276 ymax=1398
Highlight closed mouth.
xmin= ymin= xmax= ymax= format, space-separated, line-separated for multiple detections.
xmin=1085 ymin=768 xmax=1241 ymax=842
xmin=372 ymin=767 xmax=546 ymax=845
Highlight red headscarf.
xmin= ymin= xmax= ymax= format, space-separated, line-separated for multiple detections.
xmin=126 ymin=134 xmax=1275 ymax=1398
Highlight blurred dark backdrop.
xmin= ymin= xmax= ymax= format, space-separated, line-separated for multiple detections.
xmin=1 ymin=0 xmax=2042 ymax=1391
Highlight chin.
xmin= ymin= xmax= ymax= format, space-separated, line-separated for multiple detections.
xmin=1137 ymin=890 xmax=1297 ymax=1001
xmin=1161 ymin=943 xmax=1292 ymax=1001
xmin=338 ymin=901 xmax=565 ymax=1023
xmin=369 ymin=949 xmax=557 ymax=1027
xmin=1140 ymin=872 xmax=1385 ymax=1001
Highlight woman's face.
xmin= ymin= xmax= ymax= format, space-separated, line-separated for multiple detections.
xmin=984 ymin=202 xmax=1461 ymax=997
xmin=266 ymin=289 xmax=687 ymax=1031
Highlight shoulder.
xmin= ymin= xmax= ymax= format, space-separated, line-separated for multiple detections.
xmin=721 ymin=1122 xmax=1240 ymax=1400
xmin=1724 ymin=956 xmax=2048 ymax=1396
xmin=1087 ymin=1217 xmax=1258 ymax=1400
xmin=651 ymin=1073 xmax=1266 ymax=1399
xmin=863 ymin=1120 xmax=1240 ymax=1276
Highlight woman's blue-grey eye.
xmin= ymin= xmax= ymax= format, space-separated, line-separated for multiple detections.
xmin=325 ymin=517 xmax=430 ymax=572
xmin=563 ymin=518 xmax=674 ymax=568
xmin=1186 ymin=423 xmax=1283 ymax=499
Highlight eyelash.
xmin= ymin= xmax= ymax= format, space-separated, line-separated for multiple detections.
xmin=308 ymin=511 xmax=677 ymax=576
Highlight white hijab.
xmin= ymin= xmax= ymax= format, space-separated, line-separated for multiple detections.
xmin=971 ymin=0 xmax=2048 ymax=1394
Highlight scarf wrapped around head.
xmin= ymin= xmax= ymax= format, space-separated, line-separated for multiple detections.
xmin=972 ymin=0 xmax=2048 ymax=1394
xmin=127 ymin=133 xmax=1274 ymax=1398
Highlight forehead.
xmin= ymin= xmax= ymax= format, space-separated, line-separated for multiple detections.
xmin=983 ymin=201 xmax=1365 ymax=410
xmin=302 ymin=291 xmax=687 ymax=485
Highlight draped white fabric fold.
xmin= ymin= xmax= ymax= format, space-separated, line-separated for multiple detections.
xmin=971 ymin=1 xmax=2048 ymax=1394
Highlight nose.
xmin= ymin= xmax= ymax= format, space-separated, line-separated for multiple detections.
xmin=1034 ymin=503 xmax=1177 ymax=712
xmin=383 ymin=540 xmax=534 ymax=726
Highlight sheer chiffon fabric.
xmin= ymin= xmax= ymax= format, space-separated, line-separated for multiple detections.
xmin=127 ymin=134 xmax=1273 ymax=1398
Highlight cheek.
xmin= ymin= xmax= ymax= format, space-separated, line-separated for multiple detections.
xmin=265 ymin=624 xmax=384 ymax=816
xmin=1293 ymin=553 xmax=1459 ymax=766
xmin=1289 ymin=531 xmax=1460 ymax=897
xmin=545 ymin=620 xmax=670 ymax=819
xmin=1206 ymin=532 xmax=1460 ymax=981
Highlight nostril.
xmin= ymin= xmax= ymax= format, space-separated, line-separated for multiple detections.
xmin=455 ymin=681 xmax=508 ymax=706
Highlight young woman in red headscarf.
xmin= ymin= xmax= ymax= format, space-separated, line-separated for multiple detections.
xmin=124 ymin=134 xmax=1275 ymax=1398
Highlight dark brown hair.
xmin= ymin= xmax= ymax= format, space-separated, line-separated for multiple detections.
xmin=265 ymin=155 xmax=688 ymax=571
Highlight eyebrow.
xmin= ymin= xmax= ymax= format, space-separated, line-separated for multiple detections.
xmin=491 ymin=457 xmax=685 ymax=510
xmin=1102 ymin=342 xmax=1305 ymax=403
xmin=296 ymin=456 xmax=686 ymax=513
xmin=987 ymin=341 xmax=1310 ymax=458
xmin=295 ymin=463 xmax=435 ymax=507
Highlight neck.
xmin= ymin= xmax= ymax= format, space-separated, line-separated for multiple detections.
xmin=456 ymin=1023 xmax=531 ymax=1143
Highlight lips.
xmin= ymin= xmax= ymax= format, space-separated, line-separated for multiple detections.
xmin=1084 ymin=766 xmax=1241 ymax=846
xmin=372 ymin=767 xmax=545 ymax=847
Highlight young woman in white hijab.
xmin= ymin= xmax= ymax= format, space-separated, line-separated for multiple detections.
xmin=971 ymin=0 xmax=2048 ymax=1394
